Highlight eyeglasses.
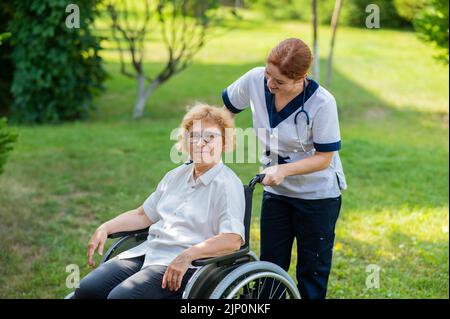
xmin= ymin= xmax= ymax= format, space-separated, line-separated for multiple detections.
xmin=188 ymin=131 xmax=222 ymax=144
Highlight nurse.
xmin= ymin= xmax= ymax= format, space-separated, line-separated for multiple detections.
xmin=221 ymin=38 xmax=347 ymax=299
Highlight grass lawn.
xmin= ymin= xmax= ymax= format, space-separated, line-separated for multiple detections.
xmin=0 ymin=15 xmax=448 ymax=298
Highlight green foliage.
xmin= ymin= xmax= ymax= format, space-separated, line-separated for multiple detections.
xmin=247 ymin=0 xmax=309 ymax=20
xmin=413 ymin=0 xmax=449 ymax=63
xmin=0 ymin=32 xmax=13 ymax=116
xmin=0 ymin=33 xmax=11 ymax=44
xmin=0 ymin=117 xmax=18 ymax=175
xmin=0 ymin=1 xmax=14 ymax=116
xmin=248 ymin=0 xmax=411 ymax=28
xmin=394 ymin=0 xmax=428 ymax=22
xmin=338 ymin=0 xmax=410 ymax=28
xmin=8 ymin=0 xmax=107 ymax=123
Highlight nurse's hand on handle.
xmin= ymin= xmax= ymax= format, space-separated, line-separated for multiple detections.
xmin=260 ymin=152 xmax=335 ymax=187
xmin=261 ymin=165 xmax=287 ymax=186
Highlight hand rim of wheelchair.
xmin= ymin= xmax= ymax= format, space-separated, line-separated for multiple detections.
xmin=224 ymin=271 xmax=296 ymax=299
xmin=208 ymin=261 xmax=301 ymax=299
xmin=181 ymin=250 xmax=260 ymax=299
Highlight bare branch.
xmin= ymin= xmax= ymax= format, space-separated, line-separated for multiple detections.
xmin=105 ymin=0 xmax=228 ymax=118
xmin=107 ymin=4 xmax=134 ymax=78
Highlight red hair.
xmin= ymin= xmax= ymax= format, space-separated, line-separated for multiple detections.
xmin=267 ymin=38 xmax=313 ymax=80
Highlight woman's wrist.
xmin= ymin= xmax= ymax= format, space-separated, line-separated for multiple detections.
xmin=97 ymin=223 xmax=109 ymax=235
xmin=279 ymin=163 xmax=293 ymax=178
xmin=182 ymin=247 xmax=198 ymax=262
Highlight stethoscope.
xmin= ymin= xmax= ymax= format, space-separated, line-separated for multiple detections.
xmin=293 ymin=78 xmax=310 ymax=126
xmin=293 ymin=78 xmax=311 ymax=153
xmin=265 ymin=78 xmax=311 ymax=164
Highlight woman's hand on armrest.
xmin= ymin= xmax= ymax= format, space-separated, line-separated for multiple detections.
xmin=162 ymin=233 xmax=242 ymax=291
xmin=86 ymin=206 xmax=153 ymax=268
xmin=87 ymin=226 xmax=108 ymax=268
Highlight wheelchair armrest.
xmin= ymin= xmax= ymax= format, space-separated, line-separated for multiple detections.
xmin=191 ymin=246 xmax=250 ymax=267
xmin=108 ymin=227 xmax=149 ymax=239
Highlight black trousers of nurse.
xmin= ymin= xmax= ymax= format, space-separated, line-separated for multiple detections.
xmin=260 ymin=190 xmax=342 ymax=299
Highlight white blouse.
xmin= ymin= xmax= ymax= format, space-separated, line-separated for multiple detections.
xmin=116 ymin=160 xmax=246 ymax=269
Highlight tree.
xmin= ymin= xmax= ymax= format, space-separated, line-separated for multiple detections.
xmin=0 ymin=1 xmax=14 ymax=116
xmin=413 ymin=0 xmax=449 ymax=63
xmin=326 ymin=0 xmax=343 ymax=87
xmin=9 ymin=0 xmax=107 ymax=123
xmin=311 ymin=0 xmax=319 ymax=80
xmin=106 ymin=0 xmax=223 ymax=119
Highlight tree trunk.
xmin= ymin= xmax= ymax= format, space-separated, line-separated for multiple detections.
xmin=312 ymin=0 xmax=319 ymax=81
xmin=133 ymin=74 xmax=160 ymax=119
xmin=326 ymin=0 xmax=343 ymax=87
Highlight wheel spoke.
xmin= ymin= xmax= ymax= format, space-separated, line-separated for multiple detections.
xmin=257 ymin=277 xmax=267 ymax=298
xmin=278 ymin=288 xmax=287 ymax=299
xmin=269 ymin=280 xmax=282 ymax=299
xmin=219 ymin=270 xmax=300 ymax=299
xmin=268 ymin=278 xmax=275 ymax=298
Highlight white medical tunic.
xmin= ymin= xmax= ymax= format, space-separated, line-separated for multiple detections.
xmin=116 ymin=161 xmax=246 ymax=269
xmin=222 ymin=67 xmax=347 ymax=200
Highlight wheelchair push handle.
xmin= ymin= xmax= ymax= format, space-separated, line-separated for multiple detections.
xmin=248 ymin=173 xmax=265 ymax=189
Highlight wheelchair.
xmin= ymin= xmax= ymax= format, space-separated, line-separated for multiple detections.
xmin=65 ymin=174 xmax=300 ymax=299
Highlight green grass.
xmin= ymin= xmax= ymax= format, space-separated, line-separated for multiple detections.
xmin=0 ymin=16 xmax=448 ymax=298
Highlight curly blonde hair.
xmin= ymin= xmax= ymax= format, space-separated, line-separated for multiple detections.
xmin=177 ymin=103 xmax=236 ymax=153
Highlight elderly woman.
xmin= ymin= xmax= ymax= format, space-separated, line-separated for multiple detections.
xmin=74 ymin=104 xmax=245 ymax=299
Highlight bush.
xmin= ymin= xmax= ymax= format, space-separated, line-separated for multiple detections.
xmin=394 ymin=0 xmax=428 ymax=22
xmin=0 ymin=117 xmax=17 ymax=175
xmin=8 ymin=0 xmax=107 ymax=123
xmin=413 ymin=0 xmax=449 ymax=63
xmin=338 ymin=0 xmax=411 ymax=29
xmin=0 ymin=1 xmax=14 ymax=116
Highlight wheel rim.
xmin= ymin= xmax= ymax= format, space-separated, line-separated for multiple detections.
xmin=223 ymin=271 xmax=300 ymax=299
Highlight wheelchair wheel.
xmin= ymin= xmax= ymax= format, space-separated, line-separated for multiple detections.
xmin=209 ymin=261 xmax=301 ymax=299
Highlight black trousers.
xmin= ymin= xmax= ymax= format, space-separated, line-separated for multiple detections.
xmin=74 ymin=256 xmax=196 ymax=299
xmin=260 ymin=191 xmax=342 ymax=299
